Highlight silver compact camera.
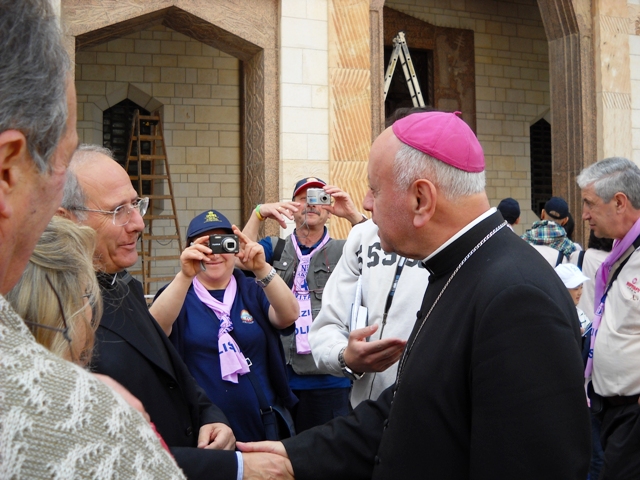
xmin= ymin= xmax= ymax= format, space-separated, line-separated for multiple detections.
xmin=209 ymin=234 xmax=239 ymax=254
xmin=306 ymin=188 xmax=331 ymax=205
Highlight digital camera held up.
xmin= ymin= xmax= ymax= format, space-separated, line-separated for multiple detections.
xmin=306 ymin=188 xmax=331 ymax=205
xmin=209 ymin=234 xmax=239 ymax=254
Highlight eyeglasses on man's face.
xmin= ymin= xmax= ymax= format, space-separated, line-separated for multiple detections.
xmin=72 ymin=197 xmax=149 ymax=226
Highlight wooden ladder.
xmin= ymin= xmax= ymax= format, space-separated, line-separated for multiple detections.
xmin=124 ymin=109 xmax=182 ymax=296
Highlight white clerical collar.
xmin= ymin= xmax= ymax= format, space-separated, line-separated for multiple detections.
xmin=423 ymin=207 xmax=497 ymax=262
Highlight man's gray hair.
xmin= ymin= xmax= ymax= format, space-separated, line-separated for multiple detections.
xmin=577 ymin=157 xmax=640 ymax=209
xmin=393 ymin=143 xmax=485 ymax=199
xmin=0 ymin=0 xmax=71 ymax=172
xmin=72 ymin=144 xmax=115 ymax=164
xmin=61 ymin=144 xmax=116 ymax=220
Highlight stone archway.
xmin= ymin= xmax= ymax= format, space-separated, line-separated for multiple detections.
xmin=80 ymin=83 xmax=163 ymax=146
xmin=62 ymin=1 xmax=279 ymax=228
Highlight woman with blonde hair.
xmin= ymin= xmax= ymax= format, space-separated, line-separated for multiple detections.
xmin=7 ymin=216 xmax=102 ymax=366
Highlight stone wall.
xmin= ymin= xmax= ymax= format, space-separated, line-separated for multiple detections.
xmin=75 ymin=25 xmax=241 ymax=230
xmin=386 ymin=0 xmax=550 ymax=233
xmin=279 ymin=0 xmax=330 ymax=236
xmin=75 ymin=25 xmax=241 ymax=284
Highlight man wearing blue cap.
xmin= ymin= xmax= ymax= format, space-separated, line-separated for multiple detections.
xmin=497 ymin=197 xmax=521 ymax=231
xmin=241 ymin=178 xmax=367 ymax=432
xmin=522 ymin=196 xmax=579 ymax=266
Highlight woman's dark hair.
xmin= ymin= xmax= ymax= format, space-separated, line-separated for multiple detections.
xmin=587 ymin=230 xmax=614 ymax=252
xmin=564 ymin=212 xmax=575 ymax=240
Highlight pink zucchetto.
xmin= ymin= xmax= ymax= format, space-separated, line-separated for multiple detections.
xmin=392 ymin=111 xmax=485 ymax=172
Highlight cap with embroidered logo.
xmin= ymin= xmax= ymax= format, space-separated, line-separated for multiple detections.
xmin=391 ymin=111 xmax=485 ymax=172
xmin=187 ymin=209 xmax=233 ymax=243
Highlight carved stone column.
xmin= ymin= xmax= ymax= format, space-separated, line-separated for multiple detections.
xmin=537 ymin=0 xmax=596 ymax=245
xmin=370 ymin=0 xmax=385 ymax=140
xmin=328 ymin=0 xmax=372 ymax=238
xmin=594 ymin=0 xmax=632 ymax=160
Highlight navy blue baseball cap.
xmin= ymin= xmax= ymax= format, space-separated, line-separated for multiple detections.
xmin=292 ymin=177 xmax=327 ymax=199
xmin=497 ymin=197 xmax=520 ymax=224
xmin=544 ymin=196 xmax=569 ymax=220
xmin=187 ymin=210 xmax=233 ymax=242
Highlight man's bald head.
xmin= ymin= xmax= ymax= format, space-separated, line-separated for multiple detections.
xmin=60 ymin=145 xmax=145 ymax=273
xmin=61 ymin=145 xmax=117 ymax=220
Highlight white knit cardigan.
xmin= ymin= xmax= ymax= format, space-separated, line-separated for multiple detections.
xmin=0 ymin=294 xmax=185 ymax=479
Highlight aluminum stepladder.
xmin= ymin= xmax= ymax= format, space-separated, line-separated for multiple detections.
xmin=383 ymin=31 xmax=426 ymax=107
xmin=125 ymin=109 xmax=182 ymax=297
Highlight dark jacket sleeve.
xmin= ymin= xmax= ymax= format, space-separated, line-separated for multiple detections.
xmin=170 ymin=447 xmax=237 ymax=480
xmin=283 ymin=386 xmax=392 ymax=480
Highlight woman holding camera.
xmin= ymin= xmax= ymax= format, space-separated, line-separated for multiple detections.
xmin=151 ymin=209 xmax=299 ymax=442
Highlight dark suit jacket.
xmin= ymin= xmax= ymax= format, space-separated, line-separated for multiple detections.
xmin=284 ymin=212 xmax=591 ymax=479
xmin=91 ymin=272 xmax=237 ymax=480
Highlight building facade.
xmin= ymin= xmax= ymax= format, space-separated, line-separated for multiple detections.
xmin=57 ymin=0 xmax=640 ymax=290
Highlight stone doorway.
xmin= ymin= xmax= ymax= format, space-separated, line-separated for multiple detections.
xmin=62 ymin=1 xmax=280 ymax=233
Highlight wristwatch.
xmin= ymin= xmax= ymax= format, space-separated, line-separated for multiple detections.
xmin=255 ymin=267 xmax=277 ymax=288
xmin=338 ymin=347 xmax=365 ymax=381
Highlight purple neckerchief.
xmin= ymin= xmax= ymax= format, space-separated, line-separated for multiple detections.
xmin=193 ymin=275 xmax=249 ymax=383
xmin=585 ymin=216 xmax=640 ymax=378
xmin=291 ymin=232 xmax=331 ymax=354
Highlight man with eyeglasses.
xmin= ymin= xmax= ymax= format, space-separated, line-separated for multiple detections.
xmin=60 ymin=144 xmax=249 ymax=480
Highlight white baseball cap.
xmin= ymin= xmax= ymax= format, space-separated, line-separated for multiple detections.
xmin=555 ymin=263 xmax=590 ymax=289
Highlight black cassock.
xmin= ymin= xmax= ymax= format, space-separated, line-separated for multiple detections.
xmin=284 ymin=211 xmax=590 ymax=480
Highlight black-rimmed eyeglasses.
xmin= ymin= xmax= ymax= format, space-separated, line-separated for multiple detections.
xmin=71 ymin=197 xmax=149 ymax=226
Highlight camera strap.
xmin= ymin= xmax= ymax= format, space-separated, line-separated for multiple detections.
xmin=271 ymin=237 xmax=286 ymax=263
